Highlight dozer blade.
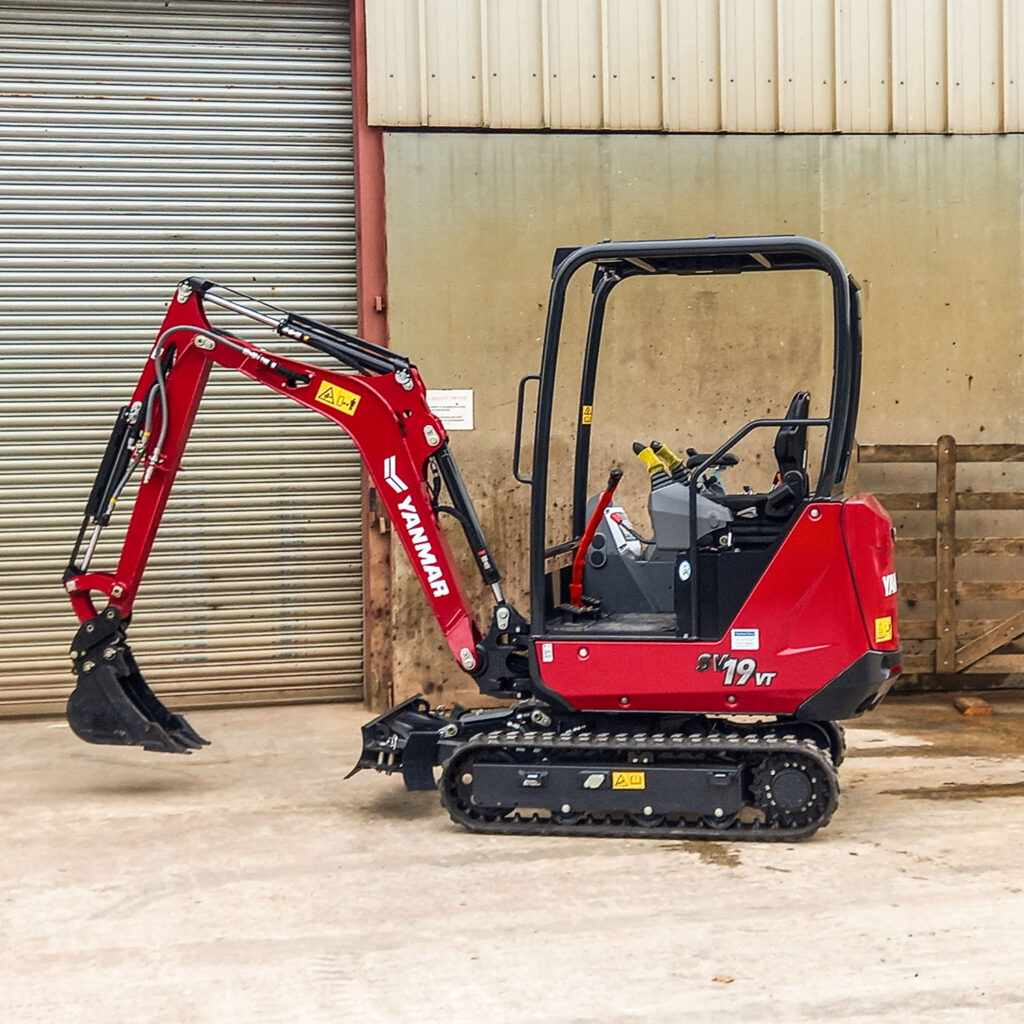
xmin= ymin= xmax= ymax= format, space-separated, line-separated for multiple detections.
xmin=67 ymin=608 xmax=209 ymax=754
xmin=347 ymin=694 xmax=460 ymax=790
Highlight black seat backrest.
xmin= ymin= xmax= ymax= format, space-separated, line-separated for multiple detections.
xmin=774 ymin=391 xmax=810 ymax=478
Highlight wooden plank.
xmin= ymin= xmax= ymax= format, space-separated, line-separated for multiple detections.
xmin=895 ymin=537 xmax=936 ymax=556
xmin=900 ymin=654 xmax=936 ymax=673
xmin=902 ymin=645 xmax=935 ymax=659
xmin=856 ymin=435 xmax=1024 ymax=684
xmin=954 ymin=444 xmax=1024 ymax=463
xmin=953 ymin=696 xmax=993 ymax=715
xmin=957 ymin=492 xmax=1024 ymax=510
xmin=957 ymin=580 xmax=1024 ymax=600
xmin=954 ymin=607 xmax=1024 ymax=671
xmin=935 ymin=436 xmax=957 ymax=672
xmin=958 ymin=618 xmax=1011 ymax=641
xmin=877 ymin=492 xmax=937 ymax=510
xmin=899 ymin=620 xmax=936 ymax=640
xmin=856 ymin=443 xmax=937 ymax=464
xmin=900 ymin=580 xmax=936 ymax=601
xmin=958 ymin=538 xmax=1024 ymax=557
xmin=962 ymin=653 xmax=1024 ymax=673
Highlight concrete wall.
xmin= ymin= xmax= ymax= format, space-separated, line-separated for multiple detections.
xmin=383 ymin=131 xmax=1024 ymax=704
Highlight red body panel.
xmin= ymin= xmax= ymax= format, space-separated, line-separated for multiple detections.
xmin=534 ymin=497 xmax=898 ymax=714
xmin=841 ymin=494 xmax=901 ymax=656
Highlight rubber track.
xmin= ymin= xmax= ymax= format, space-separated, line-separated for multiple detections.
xmin=440 ymin=727 xmax=839 ymax=842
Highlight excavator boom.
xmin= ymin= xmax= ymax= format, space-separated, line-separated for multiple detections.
xmin=63 ymin=279 xmax=517 ymax=751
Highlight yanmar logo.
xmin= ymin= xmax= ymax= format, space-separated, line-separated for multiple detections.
xmin=882 ymin=571 xmax=898 ymax=598
xmin=384 ymin=457 xmax=450 ymax=598
xmin=383 ymin=456 xmax=407 ymax=494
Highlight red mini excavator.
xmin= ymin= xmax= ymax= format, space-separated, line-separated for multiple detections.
xmin=63 ymin=236 xmax=900 ymax=840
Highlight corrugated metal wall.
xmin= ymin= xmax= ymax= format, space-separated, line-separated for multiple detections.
xmin=0 ymin=0 xmax=363 ymax=716
xmin=366 ymin=0 xmax=1024 ymax=133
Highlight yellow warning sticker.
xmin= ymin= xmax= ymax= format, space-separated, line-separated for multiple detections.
xmin=612 ymin=770 xmax=646 ymax=790
xmin=874 ymin=616 xmax=893 ymax=644
xmin=315 ymin=381 xmax=361 ymax=415
xmin=581 ymin=405 xmax=593 ymax=425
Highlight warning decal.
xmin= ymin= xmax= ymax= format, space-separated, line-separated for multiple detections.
xmin=315 ymin=381 xmax=361 ymax=415
xmin=874 ymin=616 xmax=893 ymax=644
xmin=612 ymin=771 xmax=646 ymax=790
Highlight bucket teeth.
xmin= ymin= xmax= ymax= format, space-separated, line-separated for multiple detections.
xmin=120 ymin=649 xmax=209 ymax=750
xmin=67 ymin=615 xmax=208 ymax=754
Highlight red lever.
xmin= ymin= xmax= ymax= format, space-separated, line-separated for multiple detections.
xmin=570 ymin=468 xmax=623 ymax=608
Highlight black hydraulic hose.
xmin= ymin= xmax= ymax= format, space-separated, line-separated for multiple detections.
xmin=84 ymin=408 xmax=131 ymax=522
xmin=433 ymin=445 xmax=503 ymax=589
xmin=191 ymin=280 xmax=406 ymax=376
xmin=204 ymin=281 xmax=402 ymax=365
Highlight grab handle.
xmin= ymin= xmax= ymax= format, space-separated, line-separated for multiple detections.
xmin=513 ymin=374 xmax=541 ymax=484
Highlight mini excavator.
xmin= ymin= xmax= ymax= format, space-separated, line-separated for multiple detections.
xmin=63 ymin=236 xmax=900 ymax=840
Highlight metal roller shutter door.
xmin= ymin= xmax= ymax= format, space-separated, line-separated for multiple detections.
xmin=0 ymin=0 xmax=363 ymax=715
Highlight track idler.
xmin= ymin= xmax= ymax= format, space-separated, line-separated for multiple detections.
xmin=67 ymin=607 xmax=208 ymax=754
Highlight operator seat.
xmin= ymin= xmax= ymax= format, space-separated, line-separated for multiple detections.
xmin=761 ymin=390 xmax=811 ymax=516
xmin=717 ymin=391 xmax=811 ymax=531
xmin=773 ymin=390 xmax=810 ymax=485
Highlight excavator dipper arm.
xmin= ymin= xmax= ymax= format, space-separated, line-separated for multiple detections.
xmin=63 ymin=279 xmax=515 ymax=752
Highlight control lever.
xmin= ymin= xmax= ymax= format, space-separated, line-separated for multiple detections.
xmin=569 ymin=468 xmax=623 ymax=609
xmin=686 ymin=448 xmax=737 ymax=497
xmin=685 ymin=449 xmax=739 ymax=470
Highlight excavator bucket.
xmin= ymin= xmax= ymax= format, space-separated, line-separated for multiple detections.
xmin=67 ymin=609 xmax=208 ymax=754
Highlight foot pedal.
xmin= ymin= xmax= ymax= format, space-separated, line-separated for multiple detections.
xmin=556 ymin=595 xmax=603 ymax=623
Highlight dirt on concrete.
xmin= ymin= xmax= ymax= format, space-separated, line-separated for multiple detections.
xmin=2 ymin=693 xmax=1023 ymax=1024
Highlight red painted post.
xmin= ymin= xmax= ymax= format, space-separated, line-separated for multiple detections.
xmin=351 ymin=0 xmax=395 ymax=711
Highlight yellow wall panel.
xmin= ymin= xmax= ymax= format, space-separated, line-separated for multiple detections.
xmin=485 ymin=0 xmax=544 ymax=127
xmin=720 ymin=0 xmax=779 ymax=131
xmin=947 ymin=0 xmax=1003 ymax=132
xmin=663 ymin=0 xmax=721 ymax=131
xmin=365 ymin=0 xmax=1023 ymax=134
xmin=1006 ymin=0 xmax=1024 ymax=130
xmin=836 ymin=0 xmax=892 ymax=133
xmin=366 ymin=0 xmax=423 ymax=125
xmin=424 ymin=0 xmax=484 ymax=125
xmin=778 ymin=0 xmax=835 ymax=132
xmin=546 ymin=0 xmax=604 ymax=128
xmin=893 ymin=0 xmax=948 ymax=131
xmin=604 ymin=0 xmax=663 ymax=130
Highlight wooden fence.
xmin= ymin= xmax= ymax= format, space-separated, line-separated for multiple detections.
xmin=856 ymin=436 xmax=1024 ymax=682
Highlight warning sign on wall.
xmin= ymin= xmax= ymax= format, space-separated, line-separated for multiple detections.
xmin=426 ymin=388 xmax=474 ymax=430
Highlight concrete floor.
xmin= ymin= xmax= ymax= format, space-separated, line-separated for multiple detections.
xmin=2 ymin=694 xmax=1023 ymax=1024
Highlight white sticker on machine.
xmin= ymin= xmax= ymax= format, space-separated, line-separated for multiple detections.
xmin=731 ymin=628 xmax=760 ymax=651
xmin=541 ymin=642 xmax=554 ymax=663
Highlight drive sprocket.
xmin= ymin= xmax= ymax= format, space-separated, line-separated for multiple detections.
xmin=750 ymin=747 xmax=838 ymax=831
